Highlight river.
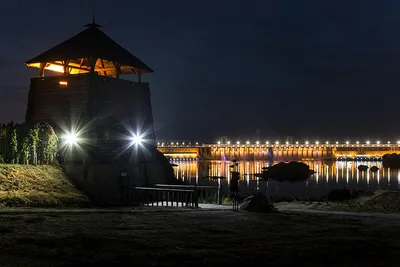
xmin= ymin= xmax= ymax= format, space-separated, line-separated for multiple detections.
xmin=170 ymin=159 xmax=400 ymax=199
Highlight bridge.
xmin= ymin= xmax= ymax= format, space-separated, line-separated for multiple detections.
xmin=156 ymin=140 xmax=400 ymax=161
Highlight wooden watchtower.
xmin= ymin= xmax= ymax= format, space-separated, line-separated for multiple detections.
xmin=24 ymin=19 xmax=157 ymax=162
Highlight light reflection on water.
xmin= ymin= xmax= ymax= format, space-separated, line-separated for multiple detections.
xmin=171 ymin=160 xmax=400 ymax=199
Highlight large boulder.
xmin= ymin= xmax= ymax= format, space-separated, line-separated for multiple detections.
xmin=263 ymin=161 xmax=314 ymax=182
xmin=382 ymin=153 xmax=400 ymax=169
xmin=239 ymin=194 xmax=277 ymax=213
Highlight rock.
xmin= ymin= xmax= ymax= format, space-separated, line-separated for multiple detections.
xmin=370 ymin=166 xmax=379 ymax=172
xmin=239 ymin=194 xmax=277 ymax=213
xmin=358 ymin=165 xmax=368 ymax=171
xmin=262 ymin=161 xmax=314 ymax=182
xmin=382 ymin=153 xmax=400 ymax=169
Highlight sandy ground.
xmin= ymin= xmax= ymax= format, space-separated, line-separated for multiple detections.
xmin=1 ymin=208 xmax=400 ymax=267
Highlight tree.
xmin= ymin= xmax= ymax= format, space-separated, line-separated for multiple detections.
xmin=28 ymin=125 xmax=39 ymax=165
xmin=9 ymin=128 xmax=18 ymax=164
xmin=19 ymin=137 xmax=29 ymax=164
xmin=37 ymin=123 xmax=58 ymax=164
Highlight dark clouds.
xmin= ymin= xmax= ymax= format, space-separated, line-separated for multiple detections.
xmin=0 ymin=0 xmax=399 ymax=141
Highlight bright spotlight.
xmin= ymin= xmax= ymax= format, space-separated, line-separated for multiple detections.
xmin=63 ymin=132 xmax=78 ymax=146
xmin=237 ymin=141 xmax=240 ymax=145
xmin=131 ymin=134 xmax=144 ymax=146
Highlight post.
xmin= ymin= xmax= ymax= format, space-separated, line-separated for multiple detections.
xmin=230 ymin=171 xmax=240 ymax=211
xmin=89 ymin=57 xmax=97 ymax=73
xmin=218 ymin=184 xmax=223 ymax=205
xmin=194 ymin=183 xmax=199 ymax=208
xmin=39 ymin=63 xmax=46 ymax=77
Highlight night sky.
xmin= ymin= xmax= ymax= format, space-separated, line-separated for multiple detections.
xmin=1 ymin=0 xmax=400 ymax=142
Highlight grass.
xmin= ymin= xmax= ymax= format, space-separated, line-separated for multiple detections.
xmin=0 ymin=164 xmax=89 ymax=208
xmin=275 ymin=190 xmax=400 ymax=213
xmin=319 ymin=190 xmax=400 ymax=212
xmin=0 ymin=210 xmax=400 ymax=266
xmin=0 ymin=223 xmax=13 ymax=233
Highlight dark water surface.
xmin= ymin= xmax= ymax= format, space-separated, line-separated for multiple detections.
xmin=171 ymin=159 xmax=400 ymax=199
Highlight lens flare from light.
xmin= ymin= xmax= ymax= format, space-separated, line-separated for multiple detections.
xmin=63 ymin=132 xmax=78 ymax=146
xmin=131 ymin=134 xmax=144 ymax=146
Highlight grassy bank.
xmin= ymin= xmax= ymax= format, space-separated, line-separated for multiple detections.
xmin=0 ymin=164 xmax=89 ymax=208
xmin=0 ymin=210 xmax=399 ymax=266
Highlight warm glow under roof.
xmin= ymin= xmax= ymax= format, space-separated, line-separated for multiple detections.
xmin=26 ymin=58 xmax=143 ymax=76
xmin=27 ymin=62 xmax=87 ymax=75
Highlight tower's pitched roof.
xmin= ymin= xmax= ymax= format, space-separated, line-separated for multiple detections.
xmin=25 ymin=24 xmax=153 ymax=74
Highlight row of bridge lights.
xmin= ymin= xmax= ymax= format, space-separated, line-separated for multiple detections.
xmin=158 ymin=141 xmax=400 ymax=146
xmin=215 ymin=140 xmax=400 ymax=145
xmin=157 ymin=142 xmax=199 ymax=146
